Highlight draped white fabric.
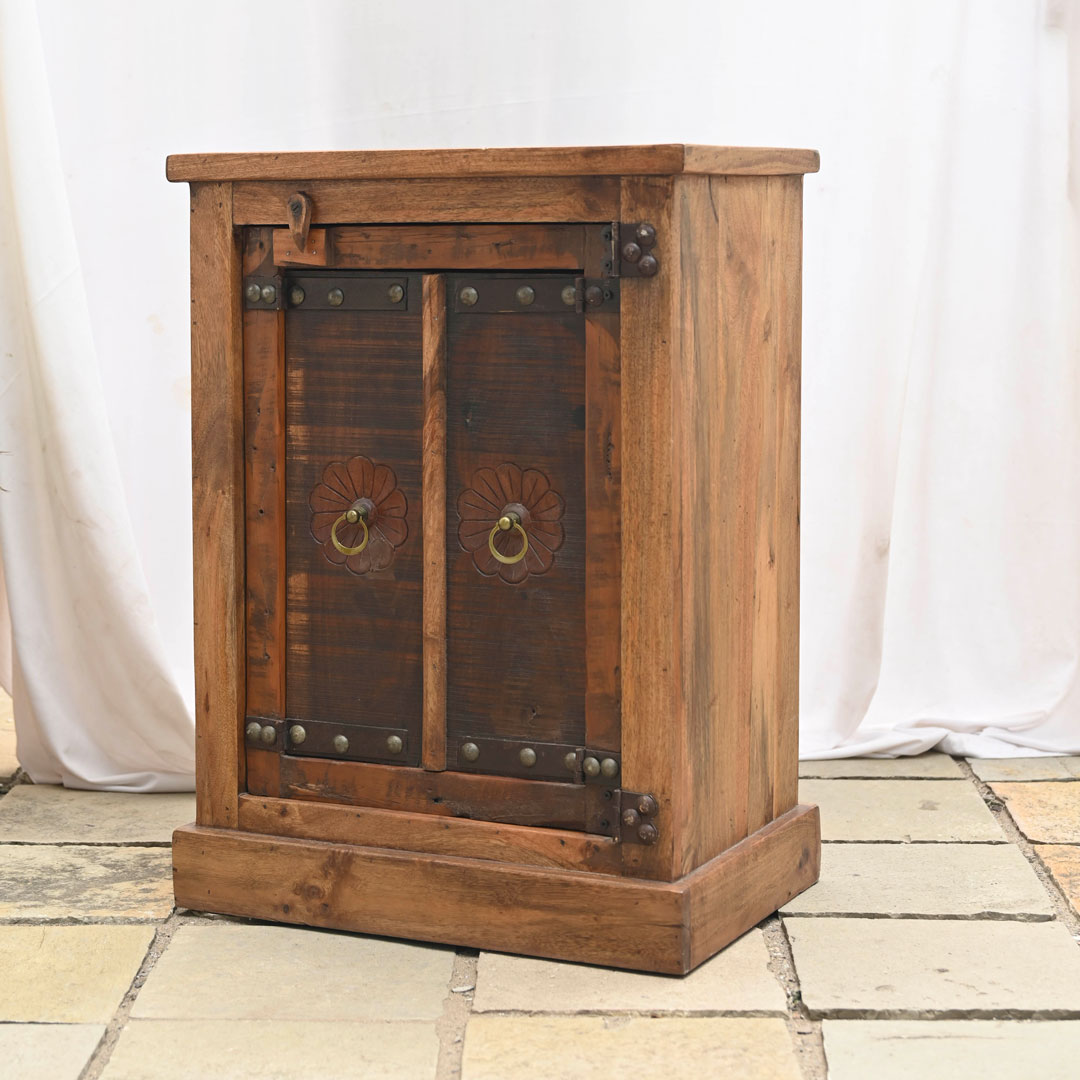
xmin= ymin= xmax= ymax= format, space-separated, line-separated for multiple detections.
xmin=0 ymin=0 xmax=1076 ymax=789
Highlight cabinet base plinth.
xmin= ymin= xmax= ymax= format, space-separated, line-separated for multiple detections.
xmin=173 ymin=803 xmax=819 ymax=975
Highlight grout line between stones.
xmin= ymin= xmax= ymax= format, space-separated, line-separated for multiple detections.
xmin=761 ymin=914 xmax=827 ymax=1080
xmin=78 ymin=909 xmax=182 ymax=1080
xmin=434 ymin=949 xmax=477 ymax=1080
xmin=957 ymin=757 xmax=1080 ymax=942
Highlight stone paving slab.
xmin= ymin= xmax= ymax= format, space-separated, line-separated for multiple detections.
xmin=473 ymin=928 xmax=784 ymax=1013
xmin=0 ymin=1023 xmax=105 ymax=1080
xmin=1036 ymin=845 xmax=1080 ymax=918
xmin=101 ymin=1020 xmax=439 ymax=1080
xmin=460 ymin=1016 xmax=800 ymax=1080
xmin=0 ymin=691 xmax=17 ymax=780
xmin=800 ymin=754 xmax=963 ymax=779
xmin=785 ymin=917 xmax=1080 ymax=1016
xmin=990 ymin=782 xmax=1080 ymax=843
xmin=0 ymin=924 xmax=154 ymax=1022
xmin=822 ymin=1019 xmax=1080 ymax=1080
xmin=970 ymin=757 xmax=1080 ymax=782
xmin=0 ymin=845 xmax=173 ymax=920
xmin=799 ymin=779 xmax=1003 ymax=842
xmin=132 ymin=923 xmax=453 ymax=1021
xmin=781 ymin=842 xmax=1052 ymax=917
xmin=0 ymin=784 xmax=195 ymax=843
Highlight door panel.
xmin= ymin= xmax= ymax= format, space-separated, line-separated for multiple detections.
xmin=284 ymin=274 xmax=423 ymax=766
xmin=445 ymin=275 xmax=587 ymax=774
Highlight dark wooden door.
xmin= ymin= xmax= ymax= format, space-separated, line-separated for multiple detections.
xmin=284 ymin=273 xmax=424 ymax=765
xmin=444 ymin=275 xmax=587 ymax=781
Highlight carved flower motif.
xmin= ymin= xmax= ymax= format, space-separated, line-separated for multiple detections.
xmin=457 ymin=463 xmax=565 ymax=584
xmin=309 ymin=456 xmax=408 ymax=575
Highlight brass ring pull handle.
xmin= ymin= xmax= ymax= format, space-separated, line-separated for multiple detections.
xmin=331 ymin=506 xmax=369 ymax=556
xmin=488 ymin=513 xmax=529 ymax=565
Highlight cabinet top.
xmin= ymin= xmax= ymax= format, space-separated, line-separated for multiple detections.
xmin=166 ymin=144 xmax=819 ymax=183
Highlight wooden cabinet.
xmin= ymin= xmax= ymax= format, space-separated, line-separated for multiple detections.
xmin=169 ymin=145 xmax=821 ymax=974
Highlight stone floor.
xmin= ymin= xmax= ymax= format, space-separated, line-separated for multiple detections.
xmin=0 ymin=704 xmax=1078 ymax=1076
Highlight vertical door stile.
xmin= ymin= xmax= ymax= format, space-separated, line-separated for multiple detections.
xmin=584 ymin=229 xmax=622 ymax=758
xmin=421 ymin=275 xmax=448 ymax=770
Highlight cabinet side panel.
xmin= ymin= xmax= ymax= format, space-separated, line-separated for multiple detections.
xmin=190 ymin=182 xmax=245 ymax=827
xmin=674 ymin=174 xmax=803 ymax=874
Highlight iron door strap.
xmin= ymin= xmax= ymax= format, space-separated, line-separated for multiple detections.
xmin=448 ymin=274 xmax=619 ymax=314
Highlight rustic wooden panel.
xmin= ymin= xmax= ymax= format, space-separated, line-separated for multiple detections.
xmin=272 ymin=227 xmax=332 ymax=266
xmin=686 ymin=805 xmax=820 ymax=969
xmin=167 ymin=144 xmax=820 ymax=183
xmin=421 ymin=275 xmax=447 ymax=771
xmin=237 ymin=794 xmax=622 ymax=875
xmin=243 ymin=228 xmax=286 ymax=721
xmin=445 ymin=296 xmax=587 ymax=750
xmin=298 ymin=224 xmax=588 ymax=271
xmin=231 ymin=178 xmax=620 ymax=226
xmin=190 ymin=182 xmax=245 ymax=828
xmin=284 ymin=291 xmax=424 ymax=760
xmin=274 ymin=755 xmax=586 ymax=831
xmin=244 ymin=747 xmax=281 ymax=797
xmin=618 ymin=177 xmax=683 ymax=881
xmin=174 ymin=824 xmax=687 ymax=973
xmin=584 ymin=309 xmax=621 ymax=753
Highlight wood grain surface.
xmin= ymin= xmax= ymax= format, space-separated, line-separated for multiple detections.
xmin=445 ymin=297 xmax=586 ymax=750
xmin=173 ymin=803 xmax=819 ymax=974
xmin=168 ymin=144 xmax=821 ymax=182
xmin=243 ymin=228 xmax=286 ymax=721
xmin=236 ymin=793 xmax=622 ymax=874
xmin=231 ymin=178 xmax=620 ymax=226
xmin=284 ymin=291 xmax=424 ymax=760
xmin=189 ymin=182 xmax=245 ymax=828
xmin=421 ymin=275 xmax=448 ymax=770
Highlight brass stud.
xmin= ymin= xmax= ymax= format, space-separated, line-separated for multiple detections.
xmin=289 ymin=286 xmax=306 ymax=306
xmin=245 ymin=721 xmax=262 ymax=742
xmin=327 ymin=287 xmax=344 ymax=306
xmin=260 ymin=724 xmax=277 ymax=746
xmin=564 ymin=751 xmax=579 ymax=772
xmin=583 ymin=755 xmax=601 ymax=778
xmin=459 ymin=286 xmax=479 ymax=307
xmin=387 ymin=283 xmax=405 ymax=303
xmin=621 ymin=241 xmax=642 ymax=264
xmin=386 ymin=734 xmax=403 ymax=755
xmin=497 ymin=514 xmax=513 ymax=531
xmin=638 ymin=823 xmax=658 ymax=845
xmin=333 ymin=734 xmax=349 ymax=754
xmin=289 ymin=724 xmax=307 ymax=745
xmin=461 ymin=741 xmax=480 ymax=762
xmin=622 ymin=808 xmax=640 ymax=828
xmin=515 ymin=285 xmax=535 ymax=307
xmin=519 ymin=747 xmax=537 ymax=767
xmin=636 ymin=794 xmax=658 ymax=817
xmin=636 ymin=222 xmax=657 ymax=246
xmin=600 ymin=757 xmax=619 ymax=778
xmin=245 ymin=283 xmax=262 ymax=303
xmin=561 ymin=284 xmax=577 ymax=307
xmin=345 ymin=508 xmax=361 ymax=524
xmin=260 ymin=284 xmax=277 ymax=304
xmin=584 ymin=284 xmax=604 ymax=307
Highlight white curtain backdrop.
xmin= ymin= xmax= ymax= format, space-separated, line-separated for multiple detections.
xmin=0 ymin=0 xmax=1077 ymax=789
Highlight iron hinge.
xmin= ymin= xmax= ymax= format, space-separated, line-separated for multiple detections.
xmin=606 ymin=222 xmax=659 ymax=279
xmin=614 ymin=789 xmax=660 ymax=845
